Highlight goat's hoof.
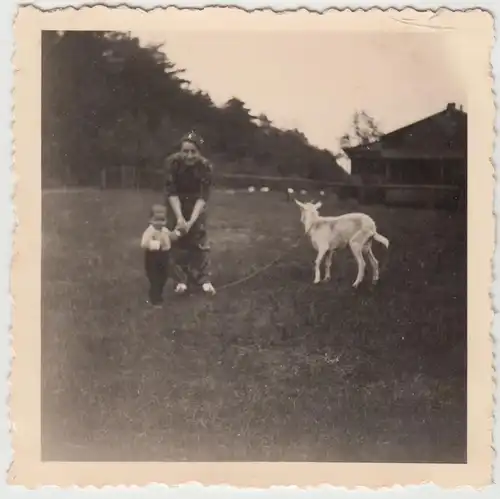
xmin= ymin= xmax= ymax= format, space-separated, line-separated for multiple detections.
xmin=352 ymin=282 xmax=360 ymax=289
xmin=313 ymin=279 xmax=321 ymax=284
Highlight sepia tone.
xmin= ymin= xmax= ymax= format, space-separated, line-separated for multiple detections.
xmin=10 ymin=6 xmax=494 ymax=488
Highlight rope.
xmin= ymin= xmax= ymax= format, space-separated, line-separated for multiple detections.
xmin=214 ymin=232 xmax=390 ymax=292
xmin=216 ymin=234 xmax=306 ymax=291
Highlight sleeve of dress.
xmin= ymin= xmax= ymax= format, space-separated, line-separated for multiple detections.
xmin=164 ymin=154 xmax=179 ymax=198
xmin=199 ymin=159 xmax=213 ymax=202
xmin=140 ymin=226 xmax=154 ymax=249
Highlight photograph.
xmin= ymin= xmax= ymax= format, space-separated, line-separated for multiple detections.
xmin=10 ymin=6 xmax=494 ymax=489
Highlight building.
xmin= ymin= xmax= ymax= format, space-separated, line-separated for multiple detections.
xmin=343 ymin=103 xmax=467 ymax=207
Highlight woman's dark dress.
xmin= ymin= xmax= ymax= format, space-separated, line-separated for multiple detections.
xmin=164 ymin=152 xmax=213 ymax=286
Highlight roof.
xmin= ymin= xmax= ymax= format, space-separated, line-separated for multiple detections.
xmin=343 ymin=103 xmax=467 ymax=160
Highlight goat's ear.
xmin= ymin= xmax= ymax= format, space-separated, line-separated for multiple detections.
xmin=294 ymin=199 xmax=304 ymax=208
xmin=314 ymin=201 xmax=323 ymax=209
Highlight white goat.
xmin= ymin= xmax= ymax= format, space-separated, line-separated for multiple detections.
xmin=295 ymin=199 xmax=390 ymax=287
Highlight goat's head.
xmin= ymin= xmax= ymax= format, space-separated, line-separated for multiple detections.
xmin=294 ymin=199 xmax=322 ymax=230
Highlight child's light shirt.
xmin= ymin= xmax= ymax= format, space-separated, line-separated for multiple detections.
xmin=140 ymin=225 xmax=179 ymax=251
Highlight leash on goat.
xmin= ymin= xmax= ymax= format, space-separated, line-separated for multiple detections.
xmin=216 ymin=234 xmax=307 ymax=292
xmin=215 ymin=232 xmax=389 ymax=293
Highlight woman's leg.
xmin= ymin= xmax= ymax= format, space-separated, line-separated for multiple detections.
xmin=167 ymin=199 xmax=189 ymax=291
xmin=171 ymin=248 xmax=189 ymax=288
xmin=186 ymin=212 xmax=212 ymax=286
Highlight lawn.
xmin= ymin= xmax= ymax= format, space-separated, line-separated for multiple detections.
xmin=41 ymin=188 xmax=467 ymax=462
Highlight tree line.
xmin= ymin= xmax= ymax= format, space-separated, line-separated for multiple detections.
xmin=42 ymin=31 xmax=381 ymax=187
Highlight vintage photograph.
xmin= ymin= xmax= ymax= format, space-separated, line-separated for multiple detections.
xmin=11 ymin=7 xmax=494 ymax=488
xmin=41 ymin=27 xmax=469 ymax=462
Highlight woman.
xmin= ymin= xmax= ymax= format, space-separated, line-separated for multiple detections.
xmin=164 ymin=131 xmax=216 ymax=295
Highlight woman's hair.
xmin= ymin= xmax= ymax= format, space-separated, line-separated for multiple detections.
xmin=180 ymin=130 xmax=204 ymax=151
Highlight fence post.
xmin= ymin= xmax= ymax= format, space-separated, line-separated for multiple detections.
xmin=135 ymin=167 xmax=140 ymax=190
xmin=100 ymin=168 xmax=107 ymax=190
xmin=120 ymin=165 xmax=125 ymax=189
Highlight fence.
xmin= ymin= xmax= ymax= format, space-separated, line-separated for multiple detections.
xmin=99 ymin=166 xmax=465 ymax=211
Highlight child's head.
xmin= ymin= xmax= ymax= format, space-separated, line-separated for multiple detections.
xmin=149 ymin=204 xmax=167 ymax=230
xmin=180 ymin=131 xmax=204 ymax=165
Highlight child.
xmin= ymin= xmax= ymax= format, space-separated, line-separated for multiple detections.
xmin=140 ymin=204 xmax=183 ymax=307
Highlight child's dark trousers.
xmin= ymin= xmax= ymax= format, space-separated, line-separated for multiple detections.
xmin=144 ymin=250 xmax=170 ymax=305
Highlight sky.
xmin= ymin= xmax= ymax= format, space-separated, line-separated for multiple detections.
xmin=134 ymin=30 xmax=467 ymax=171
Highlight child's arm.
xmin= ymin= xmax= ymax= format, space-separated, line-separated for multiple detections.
xmin=166 ymin=228 xmax=183 ymax=243
xmin=140 ymin=226 xmax=154 ymax=249
xmin=186 ymin=159 xmax=212 ymax=231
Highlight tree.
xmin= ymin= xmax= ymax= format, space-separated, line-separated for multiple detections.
xmin=214 ymin=97 xmax=257 ymax=158
xmin=42 ymin=30 xmax=348 ymax=186
xmin=335 ymin=110 xmax=383 ymax=163
xmin=256 ymin=113 xmax=272 ymax=133
xmin=42 ymin=30 xmax=190 ymax=185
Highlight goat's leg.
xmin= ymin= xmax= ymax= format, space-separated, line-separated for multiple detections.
xmin=314 ymin=245 xmax=328 ymax=284
xmin=363 ymin=242 xmax=380 ymax=283
xmin=323 ymin=249 xmax=334 ymax=282
xmin=349 ymin=240 xmax=366 ymax=288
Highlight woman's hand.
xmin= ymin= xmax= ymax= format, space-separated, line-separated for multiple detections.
xmin=185 ymin=199 xmax=206 ymax=233
xmin=176 ymin=216 xmax=188 ymax=232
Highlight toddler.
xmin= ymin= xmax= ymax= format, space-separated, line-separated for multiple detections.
xmin=140 ymin=204 xmax=183 ymax=306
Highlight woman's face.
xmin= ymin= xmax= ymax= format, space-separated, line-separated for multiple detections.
xmin=180 ymin=141 xmax=200 ymax=165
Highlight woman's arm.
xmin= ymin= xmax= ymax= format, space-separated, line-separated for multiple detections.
xmin=168 ymin=196 xmax=186 ymax=226
xmin=187 ymin=199 xmax=206 ymax=229
xmin=187 ymin=160 xmax=213 ymax=229
xmin=164 ymin=154 xmax=187 ymax=227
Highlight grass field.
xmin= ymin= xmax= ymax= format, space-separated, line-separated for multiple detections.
xmin=41 ymin=188 xmax=467 ymax=462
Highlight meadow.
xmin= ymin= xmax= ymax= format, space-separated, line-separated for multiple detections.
xmin=41 ymin=188 xmax=467 ymax=462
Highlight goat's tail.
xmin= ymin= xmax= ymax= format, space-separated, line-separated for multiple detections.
xmin=373 ymin=232 xmax=390 ymax=249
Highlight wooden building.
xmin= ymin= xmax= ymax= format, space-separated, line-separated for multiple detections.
xmin=343 ymin=103 xmax=467 ymax=207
